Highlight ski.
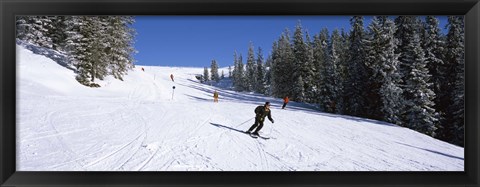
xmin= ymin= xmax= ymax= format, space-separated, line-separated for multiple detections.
xmin=244 ymin=131 xmax=258 ymax=138
xmin=244 ymin=131 xmax=270 ymax=139
xmin=258 ymin=136 xmax=270 ymax=140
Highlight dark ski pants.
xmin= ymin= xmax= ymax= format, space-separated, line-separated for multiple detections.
xmin=247 ymin=118 xmax=264 ymax=133
xmin=282 ymin=102 xmax=288 ymax=109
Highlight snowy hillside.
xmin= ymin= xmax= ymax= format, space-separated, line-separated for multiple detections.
xmin=16 ymin=44 xmax=464 ymax=171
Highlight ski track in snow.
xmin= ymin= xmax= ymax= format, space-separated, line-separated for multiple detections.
xmin=16 ymin=44 xmax=464 ymax=171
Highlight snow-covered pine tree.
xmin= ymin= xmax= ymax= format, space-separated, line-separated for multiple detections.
xmin=221 ymin=70 xmax=225 ymax=79
xmin=246 ymin=42 xmax=256 ymax=91
xmin=87 ymin=16 xmax=109 ymax=82
xmin=292 ymin=21 xmax=309 ymax=102
xmin=402 ymin=31 xmax=438 ymax=136
xmin=228 ymin=66 xmax=232 ymax=78
xmin=365 ymin=16 xmax=404 ymax=124
xmin=270 ymin=41 xmax=280 ymax=97
xmin=17 ymin=16 xmax=136 ymax=86
xmin=48 ymin=16 xmax=69 ymax=51
xmin=64 ymin=16 xmax=109 ymax=86
xmin=323 ymin=29 xmax=342 ymax=114
xmin=336 ymin=29 xmax=350 ymax=114
xmin=271 ymin=29 xmax=295 ymax=98
xmin=255 ymin=47 xmax=267 ymax=94
xmin=395 ymin=16 xmax=438 ymax=135
xmin=16 ymin=16 xmax=54 ymax=49
xmin=232 ymin=51 xmax=239 ymax=87
xmin=237 ymin=54 xmax=248 ymax=91
xmin=344 ymin=16 xmax=368 ymax=117
xmin=303 ymin=30 xmax=317 ymax=103
xmin=445 ymin=16 xmax=465 ymax=146
xmin=422 ymin=16 xmax=447 ymax=135
xmin=264 ymin=53 xmax=273 ymax=96
xmin=203 ymin=67 xmax=210 ymax=83
xmin=292 ymin=75 xmax=305 ymax=102
xmin=363 ymin=16 xmax=388 ymax=120
xmin=16 ymin=16 xmax=30 ymax=41
xmin=210 ymin=59 xmax=220 ymax=82
xmin=105 ymin=16 xmax=136 ymax=81
xmin=232 ymin=51 xmax=247 ymax=90
xmin=64 ymin=16 xmax=93 ymax=86
xmin=395 ymin=16 xmax=422 ymax=83
xmin=312 ymin=29 xmax=328 ymax=110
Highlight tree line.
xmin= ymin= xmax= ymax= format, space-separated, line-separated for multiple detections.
xmin=16 ymin=16 xmax=137 ymax=87
xmin=215 ymin=16 xmax=464 ymax=147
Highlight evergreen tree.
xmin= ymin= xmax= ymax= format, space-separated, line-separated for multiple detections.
xmin=363 ymin=16 xmax=387 ymax=120
xmin=304 ymin=32 xmax=318 ymax=103
xmin=292 ymin=75 xmax=305 ymax=102
xmin=203 ymin=67 xmax=210 ymax=82
xmin=403 ymin=32 xmax=438 ymax=136
xmin=312 ymin=29 xmax=328 ymax=110
xmin=228 ymin=66 xmax=232 ymax=77
xmin=271 ymin=41 xmax=280 ymax=96
xmin=324 ymin=29 xmax=342 ymax=113
xmin=232 ymin=51 xmax=239 ymax=87
xmin=16 ymin=16 xmax=54 ymax=48
xmin=395 ymin=16 xmax=438 ymax=134
xmin=48 ymin=16 xmax=68 ymax=51
xmin=422 ymin=16 xmax=448 ymax=135
xmin=210 ymin=59 xmax=220 ymax=82
xmin=234 ymin=54 xmax=247 ymax=91
xmin=445 ymin=16 xmax=465 ymax=146
xmin=336 ymin=29 xmax=350 ymax=113
xmin=344 ymin=16 xmax=368 ymax=117
xmin=16 ymin=16 xmax=30 ymax=41
xmin=303 ymin=31 xmax=317 ymax=103
xmin=246 ymin=42 xmax=256 ymax=91
xmin=292 ymin=22 xmax=308 ymax=102
xmin=232 ymin=51 xmax=246 ymax=90
xmin=395 ymin=16 xmax=423 ymax=82
xmin=64 ymin=16 xmax=94 ymax=85
xmin=105 ymin=16 xmax=136 ymax=81
xmin=271 ymin=29 xmax=295 ymax=98
xmin=255 ymin=47 xmax=267 ymax=94
xmin=365 ymin=16 xmax=404 ymax=124
xmin=17 ymin=16 xmax=137 ymax=87
xmin=265 ymin=54 xmax=273 ymax=95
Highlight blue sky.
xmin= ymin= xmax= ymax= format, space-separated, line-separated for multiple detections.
xmin=132 ymin=16 xmax=448 ymax=68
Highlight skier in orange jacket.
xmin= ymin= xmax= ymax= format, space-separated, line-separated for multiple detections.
xmin=282 ymin=96 xmax=289 ymax=109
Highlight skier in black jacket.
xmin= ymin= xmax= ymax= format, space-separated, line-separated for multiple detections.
xmin=246 ymin=102 xmax=274 ymax=136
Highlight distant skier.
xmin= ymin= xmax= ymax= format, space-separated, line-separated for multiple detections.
xmin=141 ymin=67 xmax=145 ymax=72
xmin=282 ymin=96 xmax=289 ymax=109
xmin=170 ymin=74 xmax=174 ymax=82
xmin=213 ymin=90 xmax=219 ymax=103
xmin=246 ymin=102 xmax=274 ymax=136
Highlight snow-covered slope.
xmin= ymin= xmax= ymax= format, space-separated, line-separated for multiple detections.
xmin=16 ymin=44 xmax=464 ymax=171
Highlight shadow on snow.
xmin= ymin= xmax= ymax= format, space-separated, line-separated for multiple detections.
xmin=209 ymin=122 xmax=248 ymax=135
xmin=181 ymin=79 xmax=399 ymax=128
xmin=396 ymin=142 xmax=464 ymax=161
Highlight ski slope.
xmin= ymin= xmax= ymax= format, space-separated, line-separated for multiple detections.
xmin=16 ymin=43 xmax=464 ymax=171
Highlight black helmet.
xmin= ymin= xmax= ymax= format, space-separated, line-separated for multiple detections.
xmin=265 ymin=102 xmax=270 ymax=106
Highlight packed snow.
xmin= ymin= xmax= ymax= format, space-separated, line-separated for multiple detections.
xmin=16 ymin=43 xmax=464 ymax=171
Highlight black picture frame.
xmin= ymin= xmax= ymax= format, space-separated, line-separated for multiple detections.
xmin=1 ymin=0 xmax=479 ymax=186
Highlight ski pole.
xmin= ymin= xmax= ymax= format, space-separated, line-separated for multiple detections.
xmin=235 ymin=117 xmax=254 ymax=128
